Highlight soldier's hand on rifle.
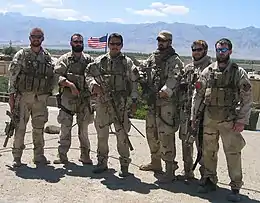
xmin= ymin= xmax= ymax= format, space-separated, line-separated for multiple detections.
xmin=69 ymin=83 xmax=80 ymax=96
xmin=9 ymin=93 xmax=15 ymax=113
xmin=158 ymin=90 xmax=168 ymax=98
xmin=92 ymin=84 xmax=103 ymax=96
xmin=232 ymin=121 xmax=245 ymax=132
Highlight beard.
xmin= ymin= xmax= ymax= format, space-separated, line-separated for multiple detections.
xmin=72 ymin=45 xmax=84 ymax=53
xmin=216 ymin=54 xmax=230 ymax=63
xmin=31 ymin=41 xmax=41 ymax=47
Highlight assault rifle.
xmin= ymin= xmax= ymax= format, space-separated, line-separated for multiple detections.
xmin=3 ymin=110 xmax=16 ymax=147
xmin=92 ymin=73 xmax=134 ymax=151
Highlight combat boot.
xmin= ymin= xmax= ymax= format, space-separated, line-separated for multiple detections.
xmin=33 ymin=156 xmax=51 ymax=166
xmin=53 ymin=153 xmax=69 ymax=164
xmin=78 ymin=149 xmax=93 ymax=165
xmin=12 ymin=157 xmax=25 ymax=167
xmin=119 ymin=165 xmax=130 ymax=177
xmin=158 ymin=161 xmax=176 ymax=183
xmin=226 ymin=189 xmax=242 ymax=202
xmin=197 ymin=178 xmax=217 ymax=193
xmin=92 ymin=162 xmax=108 ymax=174
xmin=139 ymin=158 xmax=162 ymax=172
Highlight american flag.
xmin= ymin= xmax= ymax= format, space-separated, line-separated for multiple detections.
xmin=87 ymin=35 xmax=107 ymax=49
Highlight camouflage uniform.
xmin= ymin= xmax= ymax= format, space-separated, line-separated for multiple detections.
xmin=192 ymin=61 xmax=252 ymax=194
xmin=87 ymin=52 xmax=139 ymax=176
xmin=179 ymin=55 xmax=212 ymax=178
xmin=139 ymin=31 xmax=184 ymax=181
xmin=8 ymin=47 xmax=54 ymax=165
xmin=53 ymin=52 xmax=94 ymax=164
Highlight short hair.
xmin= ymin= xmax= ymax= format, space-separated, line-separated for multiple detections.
xmin=215 ymin=38 xmax=232 ymax=50
xmin=191 ymin=40 xmax=208 ymax=50
xmin=30 ymin=27 xmax=44 ymax=36
xmin=108 ymin=33 xmax=123 ymax=44
xmin=71 ymin=33 xmax=83 ymax=41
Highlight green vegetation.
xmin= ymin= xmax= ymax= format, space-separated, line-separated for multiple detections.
xmin=0 ymin=76 xmax=8 ymax=93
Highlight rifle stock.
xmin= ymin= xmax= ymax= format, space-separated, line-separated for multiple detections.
xmin=95 ymin=75 xmax=134 ymax=151
xmin=3 ymin=110 xmax=15 ymax=147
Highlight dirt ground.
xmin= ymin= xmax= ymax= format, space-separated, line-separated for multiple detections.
xmin=0 ymin=102 xmax=259 ymax=203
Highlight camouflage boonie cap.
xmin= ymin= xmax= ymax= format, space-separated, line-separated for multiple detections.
xmin=157 ymin=30 xmax=172 ymax=41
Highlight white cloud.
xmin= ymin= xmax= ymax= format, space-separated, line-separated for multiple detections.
xmin=31 ymin=0 xmax=63 ymax=7
xmin=42 ymin=8 xmax=91 ymax=21
xmin=9 ymin=4 xmax=25 ymax=9
xmin=126 ymin=2 xmax=189 ymax=17
xmin=109 ymin=18 xmax=124 ymax=23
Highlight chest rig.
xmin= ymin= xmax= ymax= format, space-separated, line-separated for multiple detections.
xmin=64 ymin=55 xmax=92 ymax=91
xmin=99 ymin=54 xmax=130 ymax=97
xmin=16 ymin=48 xmax=54 ymax=94
xmin=204 ymin=63 xmax=239 ymax=120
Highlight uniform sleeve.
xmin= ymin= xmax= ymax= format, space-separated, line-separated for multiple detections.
xmin=85 ymin=58 xmax=101 ymax=92
xmin=54 ymin=55 xmax=68 ymax=84
xmin=8 ymin=49 xmax=24 ymax=94
xmin=190 ymin=68 xmax=208 ymax=120
xmin=236 ymin=67 xmax=253 ymax=124
xmin=126 ymin=57 xmax=140 ymax=99
xmin=160 ymin=55 xmax=184 ymax=97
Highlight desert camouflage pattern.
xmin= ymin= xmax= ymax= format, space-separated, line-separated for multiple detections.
xmin=179 ymin=55 xmax=212 ymax=177
xmin=54 ymin=51 xmax=94 ymax=162
xmin=86 ymin=52 xmax=139 ymax=167
xmin=8 ymin=47 xmax=54 ymax=162
xmin=191 ymin=60 xmax=252 ymax=189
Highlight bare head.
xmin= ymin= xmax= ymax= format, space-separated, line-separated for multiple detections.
xmin=191 ymin=40 xmax=208 ymax=61
xmin=70 ymin=33 xmax=84 ymax=53
xmin=108 ymin=33 xmax=123 ymax=57
xmin=215 ymin=38 xmax=232 ymax=64
xmin=29 ymin=27 xmax=44 ymax=48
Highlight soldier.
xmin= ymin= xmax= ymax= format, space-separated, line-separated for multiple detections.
xmin=86 ymin=33 xmax=139 ymax=177
xmin=8 ymin=27 xmax=54 ymax=167
xmin=53 ymin=33 xmax=94 ymax=165
xmin=178 ymin=40 xmax=212 ymax=180
xmin=139 ymin=30 xmax=184 ymax=182
xmin=192 ymin=38 xmax=252 ymax=202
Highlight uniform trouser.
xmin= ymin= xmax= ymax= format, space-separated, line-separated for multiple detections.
xmin=203 ymin=113 xmax=246 ymax=190
xmin=179 ymin=112 xmax=204 ymax=175
xmin=145 ymin=108 xmax=160 ymax=161
xmin=156 ymin=103 xmax=178 ymax=168
xmin=94 ymin=101 xmax=131 ymax=166
xmin=12 ymin=93 xmax=49 ymax=162
xmin=57 ymin=102 xmax=93 ymax=159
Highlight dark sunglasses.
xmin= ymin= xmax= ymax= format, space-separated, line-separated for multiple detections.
xmin=109 ymin=42 xmax=121 ymax=46
xmin=72 ymin=40 xmax=83 ymax=44
xmin=157 ymin=38 xmax=168 ymax=42
xmin=30 ymin=35 xmax=43 ymax=39
xmin=216 ymin=47 xmax=229 ymax=53
xmin=192 ymin=48 xmax=204 ymax=52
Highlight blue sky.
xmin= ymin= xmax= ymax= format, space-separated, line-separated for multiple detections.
xmin=0 ymin=0 xmax=259 ymax=28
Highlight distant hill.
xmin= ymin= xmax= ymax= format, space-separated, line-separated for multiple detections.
xmin=1 ymin=12 xmax=260 ymax=59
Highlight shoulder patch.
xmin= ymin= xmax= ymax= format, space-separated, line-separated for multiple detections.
xmin=243 ymin=83 xmax=251 ymax=92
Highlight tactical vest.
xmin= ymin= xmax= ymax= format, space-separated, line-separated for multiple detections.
xmin=64 ymin=54 xmax=92 ymax=92
xmin=204 ymin=63 xmax=239 ymax=120
xmin=16 ymin=48 xmax=54 ymax=94
xmin=99 ymin=54 xmax=131 ymax=97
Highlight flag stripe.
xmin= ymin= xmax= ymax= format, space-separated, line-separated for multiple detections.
xmin=87 ymin=35 xmax=107 ymax=49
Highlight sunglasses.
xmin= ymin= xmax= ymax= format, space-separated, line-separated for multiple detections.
xmin=109 ymin=42 xmax=121 ymax=46
xmin=30 ymin=35 xmax=43 ymax=39
xmin=157 ymin=38 xmax=168 ymax=42
xmin=72 ymin=40 xmax=83 ymax=44
xmin=216 ymin=47 xmax=229 ymax=53
xmin=192 ymin=48 xmax=204 ymax=52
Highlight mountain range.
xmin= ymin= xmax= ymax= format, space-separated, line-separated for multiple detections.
xmin=1 ymin=12 xmax=260 ymax=59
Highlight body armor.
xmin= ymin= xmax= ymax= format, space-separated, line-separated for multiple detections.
xmin=16 ymin=48 xmax=54 ymax=94
xmin=64 ymin=54 xmax=92 ymax=92
xmin=99 ymin=54 xmax=130 ymax=97
xmin=204 ymin=63 xmax=239 ymax=120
